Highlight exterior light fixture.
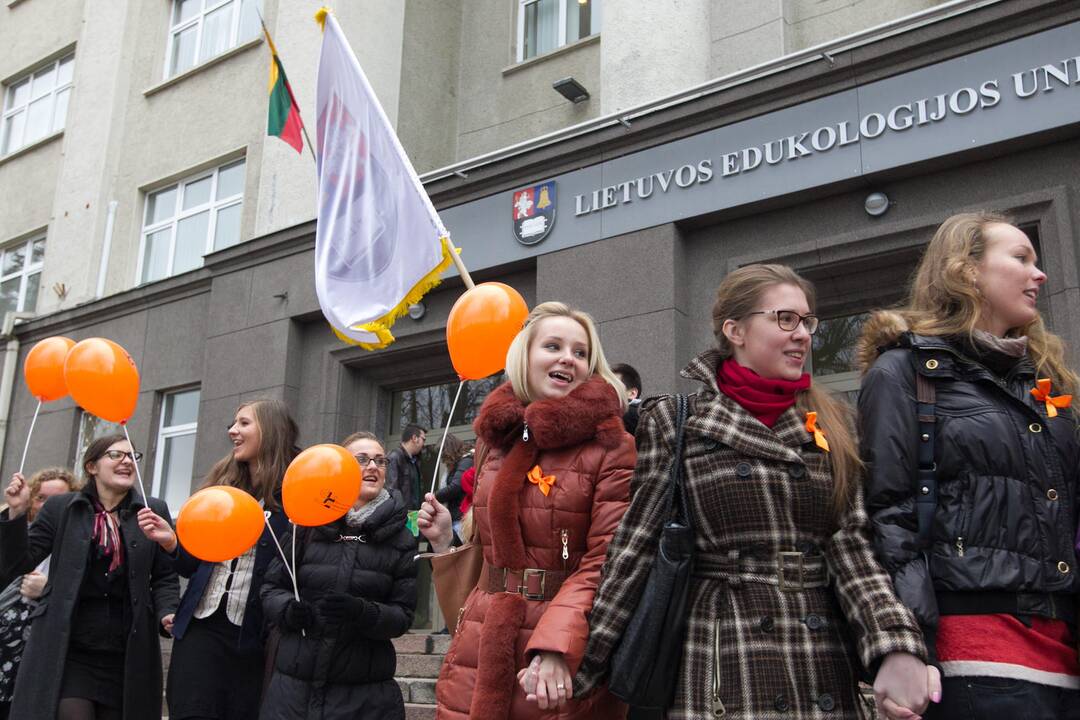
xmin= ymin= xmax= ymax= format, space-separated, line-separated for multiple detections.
xmin=553 ymin=77 xmax=590 ymax=103
xmin=864 ymin=192 xmax=890 ymax=217
xmin=408 ymin=301 xmax=426 ymax=320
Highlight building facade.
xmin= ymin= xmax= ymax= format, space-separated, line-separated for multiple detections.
xmin=3 ymin=0 xmax=1079 ymax=628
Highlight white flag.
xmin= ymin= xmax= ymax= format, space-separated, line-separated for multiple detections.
xmin=314 ymin=11 xmax=452 ymax=349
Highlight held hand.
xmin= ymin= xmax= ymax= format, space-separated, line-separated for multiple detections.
xmin=161 ymin=613 xmax=175 ymax=636
xmin=519 ymin=651 xmax=573 ymax=710
xmin=417 ymin=493 xmax=453 ymax=552
xmin=873 ymin=651 xmax=939 ymax=720
xmin=137 ymin=507 xmax=177 ymax=553
xmin=20 ymin=570 xmax=46 ymax=600
xmin=4 ymin=472 xmax=28 ymax=518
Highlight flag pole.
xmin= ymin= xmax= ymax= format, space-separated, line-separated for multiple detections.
xmin=443 ymin=239 xmax=475 ymax=291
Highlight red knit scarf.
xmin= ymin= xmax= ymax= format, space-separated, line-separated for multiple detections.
xmin=716 ymin=358 xmax=810 ymax=427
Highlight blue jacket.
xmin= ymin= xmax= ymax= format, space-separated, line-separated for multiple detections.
xmin=172 ymin=509 xmax=291 ymax=652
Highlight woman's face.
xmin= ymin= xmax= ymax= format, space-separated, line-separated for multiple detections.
xmin=346 ymin=438 xmax=386 ymax=506
xmin=724 ymin=283 xmax=812 ymax=381
xmin=526 ymin=316 xmax=590 ymax=402
xmin=29 ymin=478 xmax=71 ymax=521
xmin=228 ymin=405 xmax=262 ymax=463
xmin=87 ymin=441 xmax=137 ymax=496
xmin=975 ymin=223 xmax=1046 ymax=337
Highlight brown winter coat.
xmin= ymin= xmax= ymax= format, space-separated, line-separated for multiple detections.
xmin=434 ymin=377 xmax=635 ymax=720
xmin=577 ymin=350 xmax=927 ymax=719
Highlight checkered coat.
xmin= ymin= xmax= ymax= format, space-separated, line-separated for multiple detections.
xmin=575 ymin=351 xmax=926 ymax=719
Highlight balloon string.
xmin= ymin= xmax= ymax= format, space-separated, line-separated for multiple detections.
xmin=121 ymin=424 xmax=150 ymax=503
xmin=429 ymin=378 xmax=466 ymax=496
xmin=18 ymin=400 xmax=41 ymax=476
xmin=264 ymin=513 xmax=304 ymax=637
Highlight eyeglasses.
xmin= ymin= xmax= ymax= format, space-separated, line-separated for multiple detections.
xmin=743 ymin=310 xmax=820 ymax=335
xmin=104 ymin=450 xmax=143 ymax=462
xmin=354 ymin=454 xmax=390 ymax=469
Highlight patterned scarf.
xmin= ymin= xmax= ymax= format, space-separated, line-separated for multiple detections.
xmin=90 ymin=498 xmax=124 ymax=573
xmin=344 ymin=488 xmax=390 ymax=528
xmin=716 ymin=357 xmax=811 ymax=427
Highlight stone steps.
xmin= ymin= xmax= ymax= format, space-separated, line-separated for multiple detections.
xmin=394 ymin=632 xmax=449 ymax=716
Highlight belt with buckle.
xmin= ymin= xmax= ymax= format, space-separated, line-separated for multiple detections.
xmin=479 ymin=561 xmax=567 ymax=601
xmin=694 ymin=549 xmax=830 ymax=591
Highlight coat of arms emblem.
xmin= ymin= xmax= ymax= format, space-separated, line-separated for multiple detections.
xmin=512 ymin=181 xmax=556 ymax=246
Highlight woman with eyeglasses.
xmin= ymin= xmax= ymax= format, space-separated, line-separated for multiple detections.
xmin=0 ymin=435 xmax=179 ymax=720
xmin=167 ymin=399 xmax=299 ymax=720
xmin=576 ymin=265 xmax=935 ymax=720
xmin=260 ymin=431 xmax=417 ymax=720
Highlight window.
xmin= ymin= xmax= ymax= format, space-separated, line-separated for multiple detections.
xmin=2 ymin=54 xmax=74 ymax=155
xmin=517 ymin=0 xmax=600 ymax=61
xmin=139 ymin=159 xmax=245 ymax=284
xmin=153 ymin=388 xmax=200 ymax=514
xmin=0 ymin=236 xmax=45 ymax=315
xmin=74 ymin=412 xmax=125 ymax=473
xmin=390 ymin=374 xmax=505 ymax=441
xmin=168 ymin=0 xmax=261 ymax=78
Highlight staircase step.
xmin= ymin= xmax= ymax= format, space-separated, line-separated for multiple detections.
xmin=394 ymin=633 xmax=434 ymax=654
xmin=405 ymin=703 xmax=436 ymax=720
xmin=397 ymin=677 xmax=438 ymax=704
xmin=397 ymin=652 xmax=445 ymax=678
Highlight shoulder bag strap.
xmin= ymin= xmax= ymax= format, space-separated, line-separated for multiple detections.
xmin=670 ymin=394 xmax=692 ymax=529
xmin=915 ymin=373 xmax=937 ymax=548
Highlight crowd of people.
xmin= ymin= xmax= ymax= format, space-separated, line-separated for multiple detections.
xmin=0 ymin=211 xmax=1077 ymax=719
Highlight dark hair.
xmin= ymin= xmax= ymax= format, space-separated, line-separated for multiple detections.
xmin=400 ymin=423 xmax=426 ymax=444
xmin=82 ymin=434 xmax=129 ymax=484
xmin=439 ymin=432 xmax=467 ymax=468
xmin=203 ymin=399 xmax=299 ymax=509
xmin=611 ymin=363 xmax=642 ymax=395
xmin=341 ymin=431 xmax=382 ymax=448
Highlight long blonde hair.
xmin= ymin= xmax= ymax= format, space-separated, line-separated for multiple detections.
xmin=202 ymin=399 xmax=299 ymax=509
xmin=712 ymin=264 xmax=859 ymax=518
xmin=504 ymin=301 xmax=627 ymax=409
xmin=899 ymin=211 xmax=1077 ymax=394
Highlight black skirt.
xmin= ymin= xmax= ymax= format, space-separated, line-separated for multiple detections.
xmin=166 ymin=606 xmax=264 ymax=720
xmin=60 ymin=646 xmax=125 ymax=708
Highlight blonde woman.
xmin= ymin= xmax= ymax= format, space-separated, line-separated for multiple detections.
xmin=577 ymin=265 xmax=934 ymax=719
xmin=418 ymin=302 xmax=636 ymax=719
xmin=857 ymin=213 xmax=1080 ymax=718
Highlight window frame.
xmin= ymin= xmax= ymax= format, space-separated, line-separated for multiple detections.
xmin=151 ymin=387 xmax=201 ymax=513
xmin=515 ymin=0 xmax=600 ymax=63
xmin=1 ymin=53 xmax=74 ymax=156
xmin=0 ymin=235 xmax=45 ymax=315
xmin=165 ymin=0 xmax=260 ymax=79
xmin=136 ymin=158 xmax=245 ymax=285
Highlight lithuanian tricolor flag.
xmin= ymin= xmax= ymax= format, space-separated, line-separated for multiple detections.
xmin=263 ymin=26 xmax=304 ymax=154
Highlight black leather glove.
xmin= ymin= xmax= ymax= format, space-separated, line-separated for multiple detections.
xmin=318 ymin=592 xmax=368 ymax=628
xmin=282 ymin=599 xmax=317 ymax=631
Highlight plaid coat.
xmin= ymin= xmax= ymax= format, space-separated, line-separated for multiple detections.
xmin=576 ymin=351 xmax=925 ymax=719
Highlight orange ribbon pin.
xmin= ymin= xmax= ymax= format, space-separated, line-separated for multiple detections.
xmin=1031 ymin=378 xmax=1072 ymax=418
xmin=528 ymin=465 xmax=556 ymax=496
xmin=804 ymin=412 xmax=830 ymax=453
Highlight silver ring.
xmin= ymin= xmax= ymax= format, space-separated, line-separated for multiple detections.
xmin=557 ymin=684 xmax=565 ymax=690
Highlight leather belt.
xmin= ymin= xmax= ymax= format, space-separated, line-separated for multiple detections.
xmin=937 ymin=590 xmax=1077 ymax=626
xmin=479 ymin=561 xmax=567 ymax=601
xmin=693 ymin=550 xmax=830 ymax=591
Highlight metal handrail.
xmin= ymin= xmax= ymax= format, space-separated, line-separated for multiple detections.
xmin=418 ymin=0 xmax=1005 ymax=186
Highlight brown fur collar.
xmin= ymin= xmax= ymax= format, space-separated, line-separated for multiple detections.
xmin=856 ymin=310 xmax=909 ymax=374
xmin=474 ymin=377 xmax=625 ymax=570
xmin=469 ymin=592 xmax=526 ymax=719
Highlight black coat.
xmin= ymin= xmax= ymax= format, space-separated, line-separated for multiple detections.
xmin=0 ymin=490 xmax=179 ymax=720
xmin=858 ymin=325 xmax=1080 ymax=662
xmin=260 ymin=491 xmax=417 ymax=720
xmin=385 ymin=447 xmax=421 ymax=511
xmin=434 ymin=455 xmax=474 ymax=522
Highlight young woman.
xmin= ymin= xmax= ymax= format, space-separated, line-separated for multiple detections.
xmin=576 ymin=264 xmax=936 ymax=720
xmin=0 ymin=467 xmax=79 ymax=720
xmin=418 ymin=301 xmax=636 ymax=719
xmin=167 ymin=399 xmax=298 ymax=720
xmin=260 ymin=431 xmax=417 ymax=719
xmin=856 ymin=213 xmax=1080 ymax=718
xmin=434 ymin=433 xmax=474 ymax=531
xmin=0 ymin=436 xmax=179 ymax=720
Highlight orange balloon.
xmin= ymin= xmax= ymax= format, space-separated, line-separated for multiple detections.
xmin=64 ymin=338 xmax=140 ymax=423
xmin=282 ymin=444 xmax=362 ymax=527
xmin=176 ymin=486 xmax=265 ymax=562
xmin=446 ymin=283 xmax=529 ymax=380
xmin=24 ymin=336 xmax=75 ymax=402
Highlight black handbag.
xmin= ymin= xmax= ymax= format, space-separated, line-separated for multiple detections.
xmin=609 ymin=393 xmax=694 ymax=710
